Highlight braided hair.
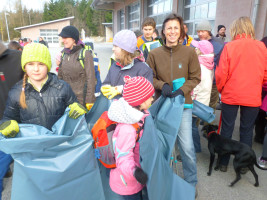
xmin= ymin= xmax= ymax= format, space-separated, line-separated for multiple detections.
xmin=19 ymin=73 xmax=28 ymax=109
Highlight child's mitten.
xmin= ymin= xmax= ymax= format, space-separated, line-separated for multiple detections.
xmin=134 ymin=167 xmax=148 ymax=185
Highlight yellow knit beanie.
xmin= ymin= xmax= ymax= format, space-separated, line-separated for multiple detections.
xmin=21 ymin=43 xmax=52 ymax=72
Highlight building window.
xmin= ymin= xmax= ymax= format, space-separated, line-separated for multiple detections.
xmin=148 ymin=0 xmax=173 ymax=28
xmin=118 ymin=9 xmax=125 ymax=30
xmin=40 ymin=29 xmax=59 ymax=43
xmin=183 ymin=0 xmax=217 ymax=38
xmin=128 ymin=1 xmax=140 ymax=31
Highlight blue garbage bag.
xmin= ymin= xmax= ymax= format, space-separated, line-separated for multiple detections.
xmin=0 ymin=108 xmax=104 ymax=200
xmin=140 ymin=95 xmax=195 ymax=200
xmin=85 ymin=94 xmax=111 ymax=130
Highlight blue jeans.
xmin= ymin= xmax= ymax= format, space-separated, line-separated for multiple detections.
xmin=192 ymin=117 xmax=201 ymax=153
xmin=176 ymin=109 xmax=198 ymax=186
xmin=121 ymin=190 xmax=142 ymax=200
xmin=0 ymin=151 xmax=13 ymax=199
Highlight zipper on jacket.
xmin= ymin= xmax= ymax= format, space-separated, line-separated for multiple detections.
xmin=38 ymin=91 xmax=47 ymax=127
xmin=115 ymin=70 xmax=123 ymax=86
xmin=171 ymin=49 xmax=173 ymax=82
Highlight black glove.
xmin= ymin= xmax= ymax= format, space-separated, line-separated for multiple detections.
xmin=134 ymin=167 xmax=148 ymax=185
xmin=161 ymin=84 xmax=172 ymax=97
xmin=171 ymin=89 xmax=184 ymax=98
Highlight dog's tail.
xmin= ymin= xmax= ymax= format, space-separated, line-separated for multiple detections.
xmin=255 ymin=160 xmax=267 ymax=170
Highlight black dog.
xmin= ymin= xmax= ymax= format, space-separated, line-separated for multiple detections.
xmin=202 ymin=124 xmax=267 ymax=187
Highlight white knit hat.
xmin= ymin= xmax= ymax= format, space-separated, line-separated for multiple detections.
xmin=196 ymin=20 xmax=212 ymax=32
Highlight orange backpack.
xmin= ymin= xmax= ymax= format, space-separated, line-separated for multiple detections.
xmin=91 ymin=111 xmax=143 ymax=168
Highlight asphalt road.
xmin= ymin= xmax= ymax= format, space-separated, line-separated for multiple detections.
xmin=2 ymin=43 xmax=267 ymax=200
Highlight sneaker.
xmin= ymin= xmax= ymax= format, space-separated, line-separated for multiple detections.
xmin=219 ymin=165 xmax=228 ymax=172
xmin=258 ymin=157 xmax=267 ymax=169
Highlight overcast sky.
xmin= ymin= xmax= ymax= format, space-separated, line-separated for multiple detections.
xmin=0 ymin=0 xmax=50 ymax=11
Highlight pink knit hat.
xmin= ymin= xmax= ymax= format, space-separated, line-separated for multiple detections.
xmin=191 ymin=40 xmax=214 ymax=54
xmin=123 ymin=76 xmax=154 ymax=107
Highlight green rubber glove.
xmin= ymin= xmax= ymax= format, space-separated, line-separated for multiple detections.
xmin=68 ymin=102 xmax=87 ymax=119
xmin=0 ymin=120 xmax=19 ymax=138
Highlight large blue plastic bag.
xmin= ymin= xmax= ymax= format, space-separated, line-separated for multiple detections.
xmin=0 ymin=108 xmax=104 ymax=200
xmin=86 ymin=94 xmax=111 ymax=130
xmin=140 ymin=95 xmax=195 ymax=200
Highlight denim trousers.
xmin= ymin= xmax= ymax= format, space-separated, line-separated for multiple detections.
xmin=177 ymin=109 xmax=198 ymax=186
xmin=0 ymin=151 xmax=13 ymax=198
xmin=192 ymin=116 xmax=201 ymax=153
xmin=121 ymin=190 xmax=142 ymax=200
xmin=262 ymin=134 xmax=267 ymax=160
xmin=219 ymin=103 xmax=259 ymax=166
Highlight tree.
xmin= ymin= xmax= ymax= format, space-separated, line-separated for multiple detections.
xmin=0 ymin=0 xmax=113 ymax=41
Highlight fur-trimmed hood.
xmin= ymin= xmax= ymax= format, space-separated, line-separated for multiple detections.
xmin=108 ymin=98 xmax=144 ymax=124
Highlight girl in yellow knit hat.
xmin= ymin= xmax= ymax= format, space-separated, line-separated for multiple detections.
xmin=0 ymin=43 xmax=87 ymax=138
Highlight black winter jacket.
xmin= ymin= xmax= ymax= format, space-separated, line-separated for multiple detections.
xmin=1 ymin=73 xmax=77 ymax=130
xmin=0 ymin=47 xmax=23 ymax=119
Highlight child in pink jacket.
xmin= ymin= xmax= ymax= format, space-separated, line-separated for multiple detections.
xmin=107 ymin=76 xmax=154 ymax=199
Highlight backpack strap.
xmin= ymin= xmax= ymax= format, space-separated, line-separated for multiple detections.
xmin=59 ymin=52 xmax=65 ymax=68
xmin=132 ymin=120 xmax=144 ymax=143
xmin=77 ymin=48 xmax=86 ymax=69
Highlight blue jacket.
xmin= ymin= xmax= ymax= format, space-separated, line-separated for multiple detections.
xmin=1 ymin=73 xmax=77 ymax=130
xmin=103 ymin=58 xmax=153 ymax=86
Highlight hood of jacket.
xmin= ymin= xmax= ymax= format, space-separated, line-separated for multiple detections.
xmin=0 ymin=42 xmax=7 ymax=58
xmin=108 ymin=98 xmax=144 ymax=124
xmin=198 ymin=54 xmax=214 ymax=70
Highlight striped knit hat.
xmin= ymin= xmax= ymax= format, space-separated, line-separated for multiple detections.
xmin=123 ymin=76 xmax=154 ymax=106
xmin=21 ymin=43 xmax=52 ymax=72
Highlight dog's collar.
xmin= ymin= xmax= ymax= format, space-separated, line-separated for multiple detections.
xmin=207 ymin=131 xmax=217 ymax=137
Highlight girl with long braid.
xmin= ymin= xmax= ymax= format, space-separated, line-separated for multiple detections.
xmin=0 ymin=43 xmax=87 ymax=138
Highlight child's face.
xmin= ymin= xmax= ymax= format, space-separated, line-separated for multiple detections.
xmin=143 ymin=26 xmax=155 ymax=40
xmin=112 ymin=45 xmax=122 ymax=61
xmin=139 ymin=96 xmax=154 ymax=110
xmin=25 ymin=62 xmax=48 ymax=83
